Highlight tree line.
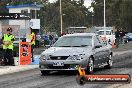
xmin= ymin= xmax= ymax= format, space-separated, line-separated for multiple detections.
xmin=92 ymin=0 xmax=132 ymax=31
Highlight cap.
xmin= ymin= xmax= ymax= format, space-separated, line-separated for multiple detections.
xmin=7 ymin=27 xmax=12 ymax=32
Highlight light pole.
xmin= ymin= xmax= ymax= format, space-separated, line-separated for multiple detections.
xmin=92 ymin=14 xmax=94 ymax=27
xmin=60 ymin=0 xmax=63 ymax=34
xmin=104 ymin=0 xmax=106 ymax=35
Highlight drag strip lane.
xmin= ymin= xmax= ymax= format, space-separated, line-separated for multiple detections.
xmin=0 ymin=52 xmax=132 ymax=88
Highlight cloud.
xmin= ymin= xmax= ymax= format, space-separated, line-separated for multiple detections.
xmin=84 ymin=0 xmax=92 ymax=8
xmin=49 ymin=0 xmax=92 ymax=7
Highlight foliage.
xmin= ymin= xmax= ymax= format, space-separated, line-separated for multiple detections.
xmin=40 ymin=0 xmax=91 ymax=34
xmin=1 ymin=0 xmax=131 ymax=33
xmin=92 ymin=0 xmax=132 ymax=31
xmin=0 ymin=0 xmax=92 ymax=34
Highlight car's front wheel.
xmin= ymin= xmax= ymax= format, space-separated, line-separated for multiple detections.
xmin=105 ymin=55 xmax=113 ymax=69
xmin=41 ymin=70 xmax=50 ymax=75
xmin=86 ymin=57 xmax=94 ymax=74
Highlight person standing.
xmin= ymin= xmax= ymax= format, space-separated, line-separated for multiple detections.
xmin=2 ymin=27 xmax=15 ymax=66
xmin=115 ymin=29 xmax=120 ymax=48
xmin=54 ymin=34 xmax=58 ymax=43
xmin=29 ymin=27 xmax=36 ymax=62
xmin=119 ymin=28 xmax=125 ymax=45
xmin=49 ymin=33 xmax=53 ymax=46
xmin=36 ymin=33 xmax=41 ymax=47
xmin=44 ymin=33 xmax=49 ymax=46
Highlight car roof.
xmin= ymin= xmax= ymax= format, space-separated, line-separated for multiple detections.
xmin=98 ymin=30 xmax=111 ymax=31
xmin=126 ymin=33 xmax=132 ymax=35
xmin=63 ymin=33 xmax=97 ymax=37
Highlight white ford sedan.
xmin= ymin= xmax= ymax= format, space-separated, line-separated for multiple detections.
xmin=39 ymin=33 xmax=113 ymax=75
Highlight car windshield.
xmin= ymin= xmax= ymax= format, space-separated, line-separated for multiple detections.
xmin=53 ymin=36 xmax=92 ymax=47
xmin=98 ymin=31 xmax=104 ymax=35
xmin=106 ymin=31 xmax=111 ymax=35
xmin=98 ymin=31 xmax=111 ymax=35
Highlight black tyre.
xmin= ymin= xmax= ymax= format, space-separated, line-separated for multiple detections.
xmin=41 ymin=70 xmax=50 ymax=75
xmin=105 ymin=55 xmax=113 ymax=69
xmin=86 ymin=57 xmax=94 ymax=74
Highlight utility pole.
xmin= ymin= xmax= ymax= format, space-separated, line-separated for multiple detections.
xmin=104 ymin=0 xmax=106 ymax=35
xmin=92 ymin=14 xmax=94 ymax=27
xmin=60 ymin=0 xmax=63 ymax=34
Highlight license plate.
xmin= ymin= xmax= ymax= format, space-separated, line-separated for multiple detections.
xmin=53 ymin=62 xmax=64 ymax=66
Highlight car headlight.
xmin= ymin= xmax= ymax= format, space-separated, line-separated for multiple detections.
xmin=40 ymin=55 xmax=46 ymax=61
xmin=67 ymin=55 xmax=85 ymax=60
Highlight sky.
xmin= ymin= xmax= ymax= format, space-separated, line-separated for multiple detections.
xmin=49 ymin=0 xmax=93 ymax=8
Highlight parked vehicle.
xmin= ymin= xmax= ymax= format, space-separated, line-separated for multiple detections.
xmin=97 ymin=29 xmax=115 ymax=45
xmin=39 ymin=33 xmax=113 ymax=75
xmin=125 ymin=33 xmax=132 ymax=41
xmin=123 ymin=35 xmax=128 ymax=43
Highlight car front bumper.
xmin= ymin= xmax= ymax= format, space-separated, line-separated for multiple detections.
xmin=39 ymin=60 xmax=87 ymax=71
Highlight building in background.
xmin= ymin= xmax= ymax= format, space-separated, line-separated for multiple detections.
xmin=6 ymin=4 xmax=43 ymax=38
xmin=66 ymin=27 xmax=88 ymax=34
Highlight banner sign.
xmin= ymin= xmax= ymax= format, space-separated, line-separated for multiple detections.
xmin=76 ymin=66 xmax=131 ymax=85
xmin=20 ymin=42 xmax=31 ymax=65
xmin=0 ymin=13 xmax=30 ymax=20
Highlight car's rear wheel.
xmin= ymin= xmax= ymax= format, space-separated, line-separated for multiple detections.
xmin=105 ymin=55 xmax=113 ymax=69
xmin=41 ymin=70 xmax=50 ymax=75
xmin=86 ymin=57 xmax=94 ymax=74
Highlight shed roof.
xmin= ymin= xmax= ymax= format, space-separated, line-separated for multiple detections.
xmin=6 ymin=4 xmax=43 ymax=9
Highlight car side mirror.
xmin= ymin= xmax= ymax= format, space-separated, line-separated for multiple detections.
xmin=95 ymin=45 xmax=102 ymax=49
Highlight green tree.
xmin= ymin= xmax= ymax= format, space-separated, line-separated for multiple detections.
xmin=0 ymin=0 xmax=93 ymax=34
xmin=92 ymin=0 xmax=132 ymax=31
xmin=41 ymin=0 xmax=92 ymax=34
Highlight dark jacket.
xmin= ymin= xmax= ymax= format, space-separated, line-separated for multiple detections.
xmin=115 ymin=30 xmax=120 ymax=38
xmin=119 ymin=30 xmax=125 ymax=37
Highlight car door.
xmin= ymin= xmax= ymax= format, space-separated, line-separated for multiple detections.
xmin=97 ymin=35 xmax=110 ymax=63
xmin=102 ymin=44 xmax=111 ymax=63
xmin=93 ymin=36 xmax=104 ymax=67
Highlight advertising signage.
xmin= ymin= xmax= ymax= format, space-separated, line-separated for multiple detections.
xmin=0 ymin=13 xmax=30 ymax=20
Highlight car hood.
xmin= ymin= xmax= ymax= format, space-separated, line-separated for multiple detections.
xmin=42 ymin=46 xmax=92 ymax=56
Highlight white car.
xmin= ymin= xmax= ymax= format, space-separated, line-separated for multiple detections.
xmin=39 ymin=33 xmax=113 ymax=75
xmin=98 ymin=30 xmax=115 ymax=45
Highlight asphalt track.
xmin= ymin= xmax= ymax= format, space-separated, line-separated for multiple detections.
xmin=0 ymin=42 xmax=132 ymax=88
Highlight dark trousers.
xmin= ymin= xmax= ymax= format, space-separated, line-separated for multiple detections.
xmin=115 ymin=38 xmax=119 ymax=48
xmin=31 ymin=45 xmax=34 ymax=62
xmin=36 ymin=40 xmax=40 ymax=47
xmin=3 ymin=49 xmax=14 ymax=65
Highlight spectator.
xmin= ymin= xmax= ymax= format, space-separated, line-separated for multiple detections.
xmin=2 ymin=27 xmax=15 ymax=65
xmin=119 ymin=28 xmax=125 ymax=45
xmin=54 ymin=34 xmax=58 ymax=43
xmin=36 ymin=34 xmax=41 ymax=47
xmin=115 ymin=29 xmax=120 ymax=48
xmin=44 ymin=33 xmax=49 ymax=46
xmin=29 ymin=27 xmax=36 ymax=62
xmin=49 ymin=33 xmax=53 ymax=46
